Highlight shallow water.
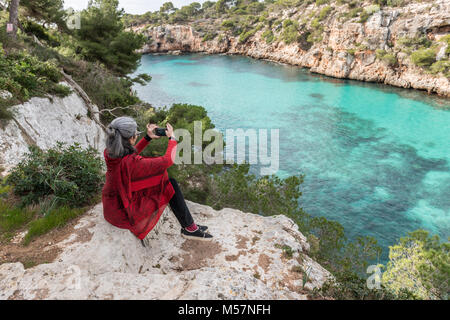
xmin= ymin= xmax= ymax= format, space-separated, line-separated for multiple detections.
xmin=133 ymin=54 xmax=450 ymax=260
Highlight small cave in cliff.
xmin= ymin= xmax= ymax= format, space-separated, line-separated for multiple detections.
xmin=182 ymin=43 xmax=191 ymax=52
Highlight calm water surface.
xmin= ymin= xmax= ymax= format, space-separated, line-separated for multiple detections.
xmin=133 ymin=54 xmax=450 ymax=259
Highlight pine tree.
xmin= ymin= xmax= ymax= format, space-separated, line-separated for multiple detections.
xmin=75 ymin=0 xmax=145 ymax=76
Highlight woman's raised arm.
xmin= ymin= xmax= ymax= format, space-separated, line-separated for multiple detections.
xmin=132 ymin=139 xmax=177 ymax=178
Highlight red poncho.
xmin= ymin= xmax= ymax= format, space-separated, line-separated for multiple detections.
xmin=102 ymin=137 xmax=177 ymax=240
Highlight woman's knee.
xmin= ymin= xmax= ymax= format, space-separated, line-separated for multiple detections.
xmin=169 ymin=177 xmax=179 ymax=189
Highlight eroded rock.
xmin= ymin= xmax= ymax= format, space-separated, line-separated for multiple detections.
xmin=0 ymin=201 xmax=331 ymax=300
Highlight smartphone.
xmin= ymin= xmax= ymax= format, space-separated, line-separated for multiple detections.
xmin=154 ymin=127 xmax=167 ymax=136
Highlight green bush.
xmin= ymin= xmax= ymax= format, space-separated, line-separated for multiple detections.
xmin=282 ymin=20 xmax=300 ymax=44
xmin=0 ymin=49 xmax=71 ymax=112
xmin=221 ymin=20 xmax=235 ymax=29
xmin=376 ymin=49 xmax=397 ymax=66
xmin=411 ymin=48 xmax=436 ymax=67
xmin=430 ymin=60 xmax=450 ymax=75
xmin=239 ymin=26 xmax=261 ymax=44
xmin=202 ymin=32 xmax=217 ymax=42
xmin=358 ymin=10 xmax=370 ymax=23
xmin=6 ymin=143 xmax=104 ymax=209
xmin=347 ymin=48 xmax=356 ymax=56
xmin=23 ymin=20 xmax=60 ymax=47
xmin=318 ymin=6 xmax=332 ymax=20
xmin=382 ymin=230 xmax=449 ymax=300
xmin=262 ymin=29 xmax=275 ymax=44
xmin=397 ymin=36 xmax=432 ymax=50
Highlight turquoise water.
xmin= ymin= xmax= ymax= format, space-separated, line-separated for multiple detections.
xmin=133 ymin=54 xmax=450 ymax=259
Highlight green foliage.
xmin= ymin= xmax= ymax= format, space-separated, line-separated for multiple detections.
xmin=315 ymin=0 xmax=329 ymax=5
xmin=411 ymin=48 xmax=436 ymax=67
xmin=358 ymin=10 xmax=370 ymax=23
xmin=439 ymin=35 xmax=450 ymax=56
xmin=376 ymin=49 xmax=397 ymax=66
xmin=318 ymin=6 xmax=332 ymax=20
xmin=23 ymin=20 xmax=60 ymax=47
xmin=281 ymin=20 xmax=299 ymax=44
xmin=23 ymin=206 xmax=85 ymax=244
xmin=347 ymin=48 xmax=356 ymax=55
xmin=207 ymin=164 xmax=305 ymax=216
xmin=75 ymin=0 xmax=145 ymax=76
xmin=397 ymin=36 xmax=432 ymax=51
xmin=318 ymin=270 xmax=417 ymax=300
xmin=0 ymin=49 xmax=70 ymax=118
xmin=262 ymin=29 xmax=275 ymax=44
xmin=21 ymin=0 xmax=67 ymax=30
xmin=382 ymin=230 xmax=449 ymax=300
xmin=239 ymin=28 xmax=257 ymax=43
xmin=0 ymin=200 xmax=35 ymax=233
xmin=202 ymin=32 xmax=217 ymax=42
xmin=6 ymin=143 xmax=104 ymax=209
xmin=221 ymin=20 xmax=235 ymax=29
xmin=430 ymin=60 xmax=450 ymax=76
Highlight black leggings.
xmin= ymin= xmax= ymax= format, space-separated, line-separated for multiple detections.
xmin=168 ymin=178 xmax=194 ymax=228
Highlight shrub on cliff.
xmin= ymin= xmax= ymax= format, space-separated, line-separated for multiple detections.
xmin=281 ymin=20 xmax=300 ymax=44
xmin=376 ymin=49 xmax=397 ymax=66
xmin=430 ymin=60 xmax=450 ymax=77
xmin=0 ymin=48 xmax=71 ymax=116
xmin=262 ymin=29 xmax=275 ymax=44
xmin=6 ymin=143 xmax=104 ymax=210
xmin=382 ymin=230 xmax=449 ymax=300
xmin=411 ymin=48 xmax=436 ymax=67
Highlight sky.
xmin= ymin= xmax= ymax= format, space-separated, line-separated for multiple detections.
xmin=63 ymin=0 xmax=209 ymax=14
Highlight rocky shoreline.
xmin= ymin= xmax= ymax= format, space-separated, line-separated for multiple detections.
xmin=133 ymin=1 xmax=450 ymax=98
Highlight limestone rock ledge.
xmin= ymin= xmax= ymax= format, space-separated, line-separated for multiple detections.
xmin=0 ymin=83 xmax=106 ymax=175
xmin=0 ymin=201 xmax=331 ymax=300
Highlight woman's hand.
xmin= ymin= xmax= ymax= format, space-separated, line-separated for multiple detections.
xmin=147 ymin=123 xmax=161 ymax=139
xmin=165 ymin=123 xmax=175 ymax=139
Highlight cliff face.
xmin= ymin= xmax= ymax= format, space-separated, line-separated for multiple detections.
xmin=135 ymin=0 xmax=450 ymax=97
xmin=0 ymin=83 xmax=106 ymax=175
xmin=0 ymin=201 xmax=330 ymax=300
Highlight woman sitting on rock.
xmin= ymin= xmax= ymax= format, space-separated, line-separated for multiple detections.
xmin=101 ymin=116 xmax=213 ymax=247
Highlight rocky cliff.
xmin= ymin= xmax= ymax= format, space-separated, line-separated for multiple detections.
xmin=0 ymin=84 xmax=330 ymax=299
xmin=0 ymin=201 xmax=330 ymax=300
xmin=134 ymin=0 xmax=450 ymax=97
xmin=0 ymin=82 xmax=106 ymax=175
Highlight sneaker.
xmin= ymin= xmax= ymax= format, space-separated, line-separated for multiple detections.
xmin=181 ymin=224 xmax=208 ymax=233
xmin=181 ymin=228 xmax=213 ymax=241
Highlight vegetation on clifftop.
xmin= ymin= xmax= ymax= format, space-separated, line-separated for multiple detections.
xmin=125 ymin=0 xmax=450 ymax=79
xmin=0 ymin=0 xmax=150 ymax=122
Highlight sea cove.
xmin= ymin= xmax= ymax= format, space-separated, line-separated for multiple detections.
xmin=133 ymin=54 xmax=450 ymax=258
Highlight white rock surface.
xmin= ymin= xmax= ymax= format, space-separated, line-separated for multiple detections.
xmin=0 ymin=201 xmax=331 ymax=300
xmin=0 ymin=84 xmax=105 ymax=175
